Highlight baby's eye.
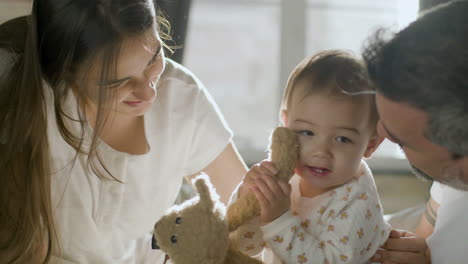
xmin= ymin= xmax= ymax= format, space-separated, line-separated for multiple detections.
xmin=336 ymin=136 xmax=352 ymax=143
xmin=297 ymin=130 xmax=314 ymax=136
xmin=170 ymin=235 xmax=177 ymax=244
xmin=175 ymin=217 xmax=182 ymax=224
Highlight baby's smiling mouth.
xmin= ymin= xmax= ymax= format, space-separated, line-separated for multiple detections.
xmin=306 ymin=166 xmax=331 ymax=176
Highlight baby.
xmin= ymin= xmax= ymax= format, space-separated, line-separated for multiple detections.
xmin=233 ymin=50 xmax=390 ymax=264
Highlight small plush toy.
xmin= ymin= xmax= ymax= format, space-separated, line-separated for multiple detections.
xmin=152 ymin=127 xmax=299 ymax=264
xmin=152 ymin=173 xmax=262 ymax=264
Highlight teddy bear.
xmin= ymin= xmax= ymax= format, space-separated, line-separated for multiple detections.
xmin=152 ymin=127 xmax=299 ymax=264
xmin=152 ymin=173 xmax=262 ymax=264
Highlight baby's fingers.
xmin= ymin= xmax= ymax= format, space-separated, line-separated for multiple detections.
xmin=254 ymin=175 xmax=279 ymax=203
xmin=278 ymin=181 xmax=292 ymax=196
xmin=257 ymin=173 xmax=286 ymax=200
xmin=245 ymin=165 xmax=269 ymax=184
xmin=252 ymin=185 xmax=269 ymax=208
xmin=259 ymin=160 xmax=278 ymax=175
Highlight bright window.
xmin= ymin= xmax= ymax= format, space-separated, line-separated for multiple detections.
xmin=184 ymin=0 xmax=419 ymax=171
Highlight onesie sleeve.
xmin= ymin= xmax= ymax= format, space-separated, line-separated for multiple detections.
xmin=261 ymin=186 xmax=391 ymax=264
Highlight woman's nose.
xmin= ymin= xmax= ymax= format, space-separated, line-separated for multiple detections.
xmin=132 ymin=78 xmax=158 ymax=101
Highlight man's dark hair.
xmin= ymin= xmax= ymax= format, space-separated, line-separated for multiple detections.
xmin=362 ymin=0 xmax=468 ymax=156
xmin=419 ymin=0 xmax=455 ymax=12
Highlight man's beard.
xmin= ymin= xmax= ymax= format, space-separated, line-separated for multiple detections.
xmin=411 ymin=164 xmax=468 ymax=191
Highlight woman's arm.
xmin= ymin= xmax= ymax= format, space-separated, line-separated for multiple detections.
xmin=187 ymin=142 xmax=248 ymax=205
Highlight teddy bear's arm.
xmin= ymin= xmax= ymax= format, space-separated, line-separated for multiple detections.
xmin=229 ymin=217 xmax=265 ymax=257
xmin=224 ymin=245 xmax=263 ymax=264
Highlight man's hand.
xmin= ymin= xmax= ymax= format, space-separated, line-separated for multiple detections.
xmin=371 ymin=230 xmax=431 ymax=264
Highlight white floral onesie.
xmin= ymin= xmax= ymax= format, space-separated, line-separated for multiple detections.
xmin=231 ymin=161 xmax=391 ymax=264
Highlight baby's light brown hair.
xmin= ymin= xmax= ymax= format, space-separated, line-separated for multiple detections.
xmin=280 ymin=50 xmax=378 ymax=132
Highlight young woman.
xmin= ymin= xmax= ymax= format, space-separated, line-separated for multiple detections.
xmin=0 ymin=1 xmax=247 ymax=263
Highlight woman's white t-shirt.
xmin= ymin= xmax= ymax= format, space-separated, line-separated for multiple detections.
xmin=46 ymin=59 xmax=233 ymax=263
xmin=427 ymin=182 xmax=468 ymax=263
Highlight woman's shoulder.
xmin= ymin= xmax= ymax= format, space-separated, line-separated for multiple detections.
xmin=160 ymin=58 xmax=203 ymax=89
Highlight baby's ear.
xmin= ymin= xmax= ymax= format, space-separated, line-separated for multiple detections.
xmin=363 ymin=135 xmax=384 ymax=158
xmin=280 ymin=110 xmax=288 ymax=126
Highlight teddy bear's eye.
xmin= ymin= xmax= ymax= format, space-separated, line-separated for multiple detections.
xmin=170 ymin=235 xmax=177 ymax=244
xmin=175 ymin=217 xmax=182 ymax=224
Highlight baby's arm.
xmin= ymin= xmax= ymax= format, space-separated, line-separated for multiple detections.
xmin=229 ymin=161 xmax=281 ymax=256
xmin=261 ymin=191 xmax=390 ymax=264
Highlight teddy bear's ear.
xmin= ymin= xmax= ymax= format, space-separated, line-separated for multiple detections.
xmin=192 ymin=173 xmax=217 ymax=211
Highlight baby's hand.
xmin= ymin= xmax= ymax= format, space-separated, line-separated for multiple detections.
xmin=239 ymin=160 xmax=278 ymax=197
xmin=248 ymin=161 xmax=291 ymax=224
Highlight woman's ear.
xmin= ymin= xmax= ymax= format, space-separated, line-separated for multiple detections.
xmin=363 ymin=135 xmax=384 ymax=158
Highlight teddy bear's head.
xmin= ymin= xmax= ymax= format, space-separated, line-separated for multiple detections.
xmin=153 ymin=174 xmax=229 ymax=264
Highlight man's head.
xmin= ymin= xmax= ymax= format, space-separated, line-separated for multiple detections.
xmin=363 ymin=0 xmax=468 ymax=190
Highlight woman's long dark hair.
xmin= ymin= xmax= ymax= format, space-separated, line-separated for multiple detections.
xmin=0 ymin=1 xmax=171 ymax=262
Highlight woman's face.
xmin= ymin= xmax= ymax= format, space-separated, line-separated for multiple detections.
xmin=78 ymin=28 xmax=165 ymax=117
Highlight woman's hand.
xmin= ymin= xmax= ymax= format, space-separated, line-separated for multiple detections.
xmin=371 ymin=230 xmax=431 ymax=264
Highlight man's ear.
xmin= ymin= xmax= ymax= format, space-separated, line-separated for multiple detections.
xmin=363 ymin=135 xmax=384 ymax=158
xmin=456 ymin=155 xmax=468 ymax=182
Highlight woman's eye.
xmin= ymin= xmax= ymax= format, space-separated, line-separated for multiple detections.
xmin=297 ymin=130 xmax=314 ymax=136
xmin=105 ymin=81 xmax=126 ymax=89
xmin=149 ymin=56 xmax=157 ymax=66
xmin=148 ymin=52 xmax=162 ymax=66
xmin=336 ymin=136 xmax=352 ymax=143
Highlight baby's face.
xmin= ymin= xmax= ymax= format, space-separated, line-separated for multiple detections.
xmin=284 ymin=86 xmax=377 ymax=195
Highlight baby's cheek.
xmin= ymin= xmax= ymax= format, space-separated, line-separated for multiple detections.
xmin=294 ymin=167 xmax=300 ymax=175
